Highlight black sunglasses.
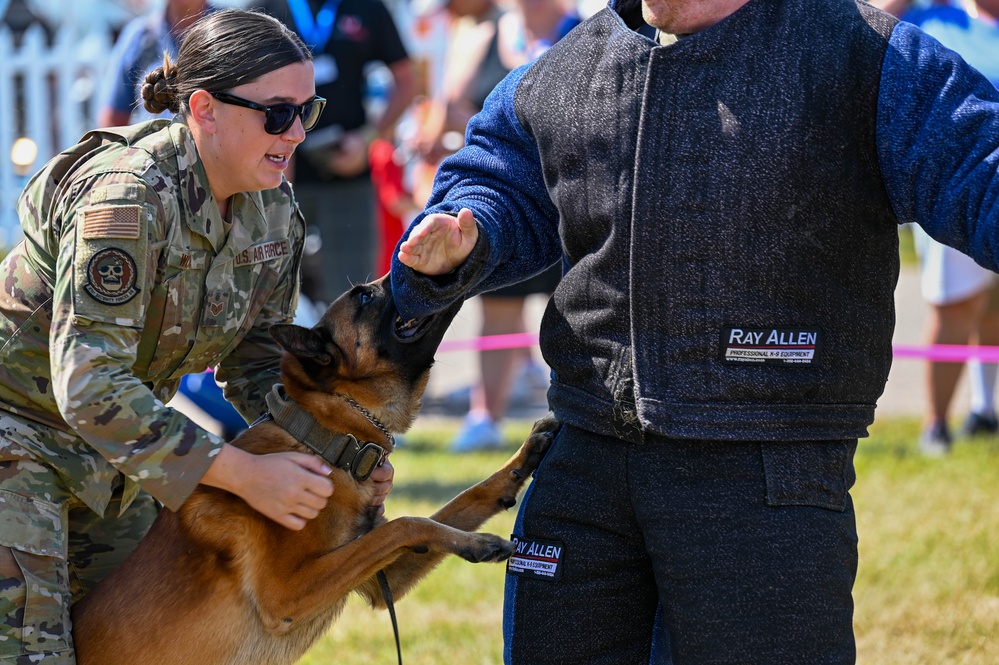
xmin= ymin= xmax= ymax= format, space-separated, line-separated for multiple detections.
xmin=210 ymin=91 xmax=327 ymax=135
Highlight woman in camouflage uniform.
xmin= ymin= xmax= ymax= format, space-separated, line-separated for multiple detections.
xmin=0 ymin=9 xmax=392 ymax=664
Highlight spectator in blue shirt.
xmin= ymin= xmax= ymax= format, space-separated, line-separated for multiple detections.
xmin=877 ymin=0 xmax=999 ymax=454
xmin=97 ymin=0 xmax=215 ymax=127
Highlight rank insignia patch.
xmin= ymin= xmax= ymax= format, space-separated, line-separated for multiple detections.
xmin=84 ymin=247 xmax=140 ymax=305
xmin=202 ymin=290 xmax=230 ymax=327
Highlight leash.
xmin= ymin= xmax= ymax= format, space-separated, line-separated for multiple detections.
xmin=377 ymin=570 xmax=403 ymax=665
xmin=254 ymin=386 xmax=402 ymax=661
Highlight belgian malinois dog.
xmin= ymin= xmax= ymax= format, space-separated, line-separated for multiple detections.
xmin=72 ymin=274 xmax=558 ymax=665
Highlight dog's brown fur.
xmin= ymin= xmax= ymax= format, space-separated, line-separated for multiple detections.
xmin=71 ymin=275 xmax=558 ymax=665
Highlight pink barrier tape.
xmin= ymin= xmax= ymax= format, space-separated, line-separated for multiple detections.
xmin=439 ymin=335 xmax=999 ymax=363
xmin=438 ymin=332 xmax=540 ymax=353
xmin=892 ymin=344 xmax=999 ymax=363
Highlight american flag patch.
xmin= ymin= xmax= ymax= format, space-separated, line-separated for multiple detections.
xmin=82 ymin=205 xmax=142 ymax=240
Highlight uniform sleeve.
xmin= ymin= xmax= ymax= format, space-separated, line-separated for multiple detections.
xmin=48 ymin=172 xmax=225 ymax=511
xmin=390 ymin=64 xmax=562 ymax=321
xmin=215 ymin=198 xmax=305 ymax=422
xmin=877 ymin=21 xmax=999 ymax=269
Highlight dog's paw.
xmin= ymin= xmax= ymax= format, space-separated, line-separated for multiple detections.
xmin=531 ymin=413 xmax=562 ymax=437
xmin=459 ymin=534 xmax=516 ymax=563
xmin=510 ymin=413 xmax=560 ymax=481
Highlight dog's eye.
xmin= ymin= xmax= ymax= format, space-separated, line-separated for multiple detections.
xmin=357 ymin=291 xmax=373 ymax=307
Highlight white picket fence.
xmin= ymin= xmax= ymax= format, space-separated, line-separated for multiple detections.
xmin=0 ymin=22 xmax=113 ymax=248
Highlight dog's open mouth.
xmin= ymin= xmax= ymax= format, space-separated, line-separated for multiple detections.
xmin=394 ymin=314 xmax=435 ymax=340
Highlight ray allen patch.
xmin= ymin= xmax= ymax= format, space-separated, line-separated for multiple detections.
xmin=720 ymin=327 xmax=822 ymax=366
xmin=84 ymin=247 xmax=140 ymax=305
xmin=506 ymin=535 xmax=564 ymax=581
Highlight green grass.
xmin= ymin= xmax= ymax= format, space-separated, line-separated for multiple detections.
xmin=898 ymin=224 xmax=918 ymax=266
xmin=295 ymin=415 xmax=999 ymax=665
xmin=853 ymin=418 xmax=999 ymax=663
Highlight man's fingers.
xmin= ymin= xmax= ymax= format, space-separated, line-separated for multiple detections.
xmin=456 ymin=208 xmax=477 ymax=230
xmin=404 ymin=216 xmax=438 ymax=244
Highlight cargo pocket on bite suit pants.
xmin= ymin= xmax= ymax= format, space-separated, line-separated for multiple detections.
xmin=761 ymin=440 xmax=857 ymax=511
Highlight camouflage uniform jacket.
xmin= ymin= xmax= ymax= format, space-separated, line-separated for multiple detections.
xmin=0 ymin=119 xmax=304 ymax=514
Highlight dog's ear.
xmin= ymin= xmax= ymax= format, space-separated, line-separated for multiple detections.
xmin=269 ymin=323 xmax=334 ymax=365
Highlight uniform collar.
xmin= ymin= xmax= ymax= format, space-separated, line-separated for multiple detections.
xmin=168 ymin=121 xmax=270 ymax=254
xmin=169 ymin=121 xmax=226 ymax=251
xmin=226 ymin=190 xmax=272 ymax=255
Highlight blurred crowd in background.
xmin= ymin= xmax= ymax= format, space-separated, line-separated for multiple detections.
xmin=2 ymin=0 xmax=997 ymax=454
xmin=0 ymin=0 xmax=594 ymax=448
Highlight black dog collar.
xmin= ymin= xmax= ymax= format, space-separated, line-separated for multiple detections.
xmin=260 ymin=385 xmax=388 ymax=482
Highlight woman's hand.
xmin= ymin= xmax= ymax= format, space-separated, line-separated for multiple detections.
xmin=202 ymin=443 xmax=335 ymax=530
xmin=368 ymin=456 xmax=395 ymax=518
xmin=397 ymin=208 xmax=478 ymax=275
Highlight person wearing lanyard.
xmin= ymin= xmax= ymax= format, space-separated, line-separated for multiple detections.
xmin=874 ymin=0 xmax=999 ymax=454
xmin=253 ymin=0 xmax=417 ymax=305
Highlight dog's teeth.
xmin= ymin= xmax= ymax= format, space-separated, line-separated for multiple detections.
xmin=395 ymin=314 xmax=432 ymax=339
xmin=396 ymin=316 xmax=417 ymax=332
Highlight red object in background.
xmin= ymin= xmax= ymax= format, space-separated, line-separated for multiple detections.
xmin=369 ymin=138 xmax=411 ymax=276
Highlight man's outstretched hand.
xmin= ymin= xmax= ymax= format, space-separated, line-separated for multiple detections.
xmin=397 ymin=208 xmax=478 ymax=275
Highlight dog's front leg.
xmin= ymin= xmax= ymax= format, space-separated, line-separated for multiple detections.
xmin=254 ymin=516 xmax=515 ymax=633
xmin=361 ymin=414 xmax=560 ymax=606
xmin=430 ymin=413 xmax=558 ymax=530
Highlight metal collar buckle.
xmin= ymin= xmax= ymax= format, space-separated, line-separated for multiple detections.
xmin=338 ymin=435 xmax=388 ymax=482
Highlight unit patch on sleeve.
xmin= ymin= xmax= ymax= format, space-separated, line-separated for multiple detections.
xmin=84 ymin=247 xmax=140 ymax=305
xmin=720 ymin=327 xmax=822 ymax=365
xmin=506 ymin=535 xmax=565 ymax=581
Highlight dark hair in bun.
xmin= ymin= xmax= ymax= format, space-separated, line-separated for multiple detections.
xmin=140 ymin=8 xmax=311 ymax=117
xmin=141 ymin=56 xmax=180 ymax=115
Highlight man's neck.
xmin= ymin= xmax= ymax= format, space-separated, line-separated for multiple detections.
xmin=641 ymin=0 xmax=751 ymax=35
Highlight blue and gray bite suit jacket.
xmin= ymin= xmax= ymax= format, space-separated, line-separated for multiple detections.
xmin=391 ymin=0 xmax=999 ymax=443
